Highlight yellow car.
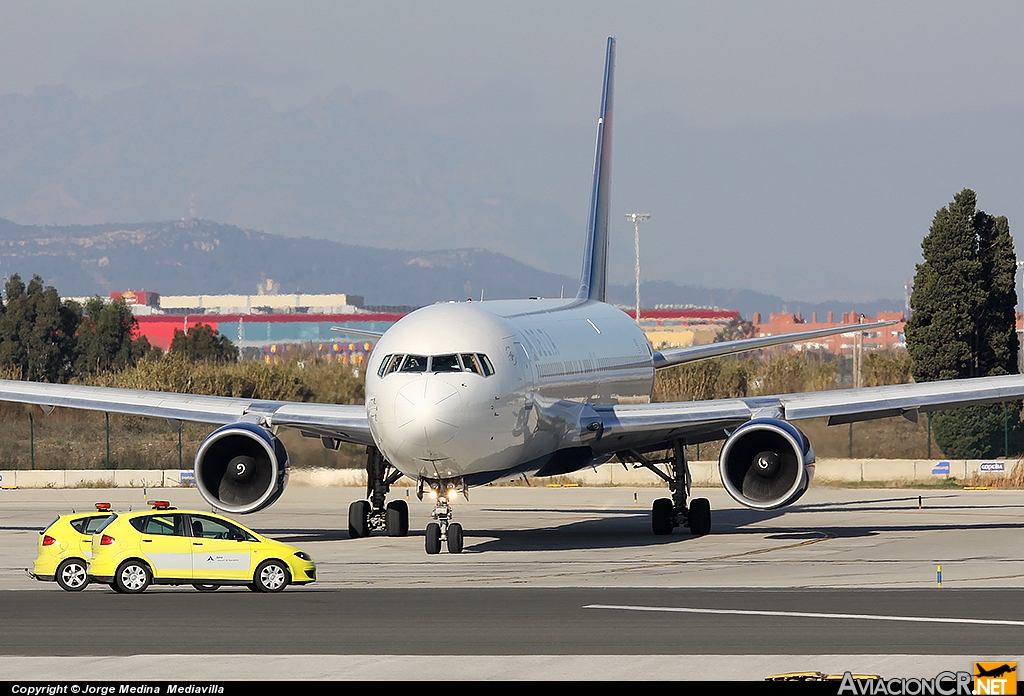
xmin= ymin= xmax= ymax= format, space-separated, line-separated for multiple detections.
xmin=32 ymin=503 xmax=116 ymax=592
xmin=88 ymin=502 xmax=316 ymax=594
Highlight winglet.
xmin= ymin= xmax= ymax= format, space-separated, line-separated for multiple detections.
xmin=577 ymin=37 xmax=616 ymax=302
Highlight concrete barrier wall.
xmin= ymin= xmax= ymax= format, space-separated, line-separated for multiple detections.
xmin=0 ymin=470 xmax=194 ymax=489
xmin=0 ymin=458 xmax=1016 ymax=489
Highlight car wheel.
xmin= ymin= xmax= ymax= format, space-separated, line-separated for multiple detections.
xmin=193 ymin=584 xmax=220 ymax=592
xmin=254 ymin=560 xmax=289 ymax=592
xmin=109 ymin=582 xmax=123 ymax=593
xmin=114 ymin=560 xmax=152 ymax=594
xmin=55 ymin=558 xmax=89 ymax=592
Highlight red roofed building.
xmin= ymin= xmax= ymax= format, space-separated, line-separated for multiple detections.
xmin=752 ymin=311 xmax=906 ymax=355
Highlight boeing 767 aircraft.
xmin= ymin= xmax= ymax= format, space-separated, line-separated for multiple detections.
xmin=3 ymin=38 xmax=1024 ymax=555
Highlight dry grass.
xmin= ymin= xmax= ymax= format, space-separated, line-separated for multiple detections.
xmin=960 ymin=460 xmax=1024 ymax=488
xmin=0 ymin=402 xmax=363 ymax=471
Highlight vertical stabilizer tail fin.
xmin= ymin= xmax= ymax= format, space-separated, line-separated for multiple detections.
xmin=576 ymin=37 xmax=616 ymax=302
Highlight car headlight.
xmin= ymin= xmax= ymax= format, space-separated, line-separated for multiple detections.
xmin=294 ymin=551 xmax=312 ymax=562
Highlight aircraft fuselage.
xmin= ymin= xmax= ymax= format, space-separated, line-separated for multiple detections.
xmin=366 ymin=299 xmax=654 ymax=485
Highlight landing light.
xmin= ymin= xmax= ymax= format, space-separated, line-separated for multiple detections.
xmin=447 ymin=489 xmax=458 ymax=501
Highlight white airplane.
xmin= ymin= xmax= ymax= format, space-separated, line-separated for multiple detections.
xmin=3 ymin=37 xmax=1024 ymax=555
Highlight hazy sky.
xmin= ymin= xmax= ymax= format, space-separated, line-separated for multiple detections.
xmin=3 ymin=1 xmax=1024 ymax=303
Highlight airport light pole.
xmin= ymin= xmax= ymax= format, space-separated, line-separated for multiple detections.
xmin=625 ymin=213 xmax=650 ymax=323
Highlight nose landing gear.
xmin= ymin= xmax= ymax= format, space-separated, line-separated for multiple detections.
xmin=420 ymin=478 xmax=466 ymax=554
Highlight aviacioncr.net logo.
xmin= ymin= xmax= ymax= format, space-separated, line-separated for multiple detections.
xmin=838 ymin=671 xmax=973 ymax=695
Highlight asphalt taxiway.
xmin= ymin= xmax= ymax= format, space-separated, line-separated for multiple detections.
xmin=1 ymin=484 xmax=1023 ymax=679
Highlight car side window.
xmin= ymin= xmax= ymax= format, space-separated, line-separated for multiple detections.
xmin=191 ymin=516 xmax=256 ymax=542
xmin=73 ymin=516 xmax=110 ymax=534
xmin=131 ymin=514 xmax=188 ymax=536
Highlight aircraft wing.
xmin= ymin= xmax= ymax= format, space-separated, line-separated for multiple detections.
xmin=591 ymin=373 xmax=1024 ymax=454
xmin=330 ymin=326 xmax=385 ymax=340
xmin=0 ymin=379 xmax=374 ymax=446
xmin=652 ymin=320 xmax=897 ymax=369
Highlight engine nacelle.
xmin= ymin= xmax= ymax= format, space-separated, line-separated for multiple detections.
xmin=194 ymin=423 xmax=289 ymax=514
xmin=718 ymin=419 xmax=815 ymax=510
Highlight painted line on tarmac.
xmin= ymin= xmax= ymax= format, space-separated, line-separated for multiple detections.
xmin=583 ymin=604 xmax=1024 ymax=627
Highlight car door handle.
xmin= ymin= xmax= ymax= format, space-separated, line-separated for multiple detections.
xmin=142 ymin=539 xmax=152 ymax=543
xmin=193 ymin=542 xmax=203 ymax=546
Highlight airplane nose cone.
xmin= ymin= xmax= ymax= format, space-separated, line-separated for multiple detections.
xmin=394 ymin=378 xmax=463 ymax=447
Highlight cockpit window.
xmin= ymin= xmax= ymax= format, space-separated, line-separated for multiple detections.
xmin=379 ymin=353 xmax=494 ymax=377
xmin=431 ymin=354 xmax=461 ymax=372
xmin=460 ymin=354 xmax=482 ymax=375
xmin=377 ymin=354 xmax=396 ymax=378
xmin=399 ymin=355 xmax=428 ymax=372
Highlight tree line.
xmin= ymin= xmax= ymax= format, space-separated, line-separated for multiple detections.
xmin=0 ymin=274 xmax=238 ymax=384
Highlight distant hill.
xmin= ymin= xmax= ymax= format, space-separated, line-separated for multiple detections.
xmin=0 ymin=217 xmax=902 ymax=318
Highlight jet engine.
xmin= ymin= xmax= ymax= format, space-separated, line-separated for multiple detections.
xmin=718 ymin=419 xmax=815 ymax=510
xmin=194 ymin=423 xmax=289 ymax=514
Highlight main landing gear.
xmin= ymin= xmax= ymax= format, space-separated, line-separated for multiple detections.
xmin=419 ymin=478 xmax=465 ymax=555
xmin=348 ymin=447 xmax=409 ymax=538
xmin=620 ymin=441 xmax=712 ymax=537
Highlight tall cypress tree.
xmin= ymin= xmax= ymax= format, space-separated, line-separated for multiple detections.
xmin=977 ymin=213 xmax=1019 ymax=375
xmin=905 ymin=189 xmax=1022 ymax=457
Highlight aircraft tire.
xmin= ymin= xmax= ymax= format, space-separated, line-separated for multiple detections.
xmin=348 ymin=500 xmax=371 ymax=538
xmin=386 ymin=500 xmax=409 ymax=537
xmin=425 ymin=523 xmax=442 ymax=555
xmin=687 ymin=498 xmax=712 ymax=536
xmin=652 ymin=498 xmax=674 ymax=535
xmin=447 ymin=523 xmax=464 ymax=554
